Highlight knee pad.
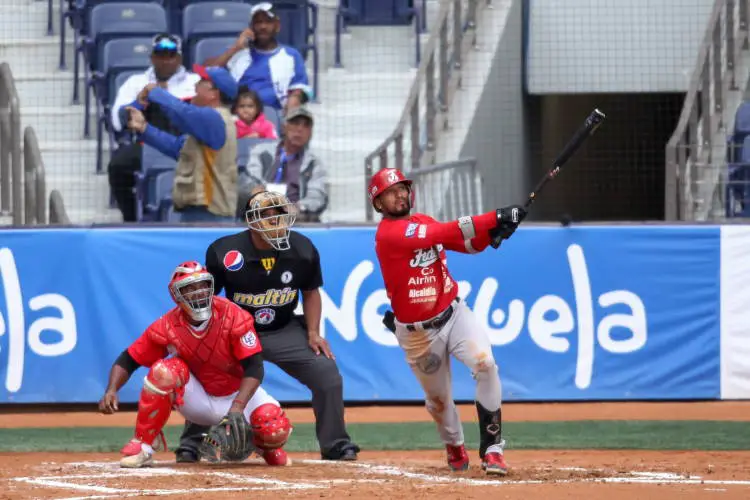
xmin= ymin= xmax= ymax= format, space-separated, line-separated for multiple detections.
xmin=250 ymin=403 xmax=293 ymax=450
xmin=145 ymin=357 xmax=190 ymax=396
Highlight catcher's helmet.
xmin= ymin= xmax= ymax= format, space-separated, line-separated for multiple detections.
xmin=169 ymin=261 xmax=214 ymax=322
xmin=244 ymin=190 xmax=297 ymax=251
xmin=367 ymin=168 xmax=414 ymax=210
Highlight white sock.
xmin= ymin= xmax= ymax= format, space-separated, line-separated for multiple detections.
xmin=475 ymin=367 xmax=502 ymax=411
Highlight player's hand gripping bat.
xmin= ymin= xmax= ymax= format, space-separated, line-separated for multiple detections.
xmin=489 ymin=108 xmax=606 ymax=249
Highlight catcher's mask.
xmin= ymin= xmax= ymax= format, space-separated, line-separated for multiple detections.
xmin=245 ymin=191 xmax=297 ymax=251
xmin=168 ymin=261 xmax=214 ymax=322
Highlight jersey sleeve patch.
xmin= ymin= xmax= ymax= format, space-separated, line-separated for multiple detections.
xmin=405 ymin=222 xmax=419 ymax=237
xmin=240 ymin=331 xmax=258 ymax=348
xmin=417 ymin=224 xmax=427 ymax=239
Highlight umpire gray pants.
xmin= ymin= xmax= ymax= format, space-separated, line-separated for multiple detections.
xmin=176 ymin=318 xmax=352 ymax=456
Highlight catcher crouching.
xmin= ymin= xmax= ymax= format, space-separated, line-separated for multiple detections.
xmin=98 ymin=261 xmax=293 ymax=468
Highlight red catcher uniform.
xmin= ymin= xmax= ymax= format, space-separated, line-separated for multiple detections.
xmin=127 ymin=296 xmax=260 ymax=396
xmin=375 ymin=213 xmax=495 ymax=324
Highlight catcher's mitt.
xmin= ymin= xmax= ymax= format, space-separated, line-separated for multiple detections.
xmin=199 ymin=412 xmax=253 ymax=463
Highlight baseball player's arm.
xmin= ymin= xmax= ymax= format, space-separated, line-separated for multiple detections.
xmin=419 ymin=214 xmax=492 ymax=254
xmin=229 ymin=308 xmax=264 ymax=413
xmin=381 ymin=211 xmax=499 ymax=251
xmin=230 ymin=353 xmax=264 ymax=413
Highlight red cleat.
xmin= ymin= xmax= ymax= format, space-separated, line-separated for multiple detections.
xmin=482 ymin=445 xmax=508 ymax=476
xmin=446 ymin=444 xmax=469 ymax=471
xmin=262 ymin=448 xmax=290 ymax=466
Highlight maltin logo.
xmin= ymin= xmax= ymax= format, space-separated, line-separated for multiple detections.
xmin=0 ymin=248 xmax=78 ymax=394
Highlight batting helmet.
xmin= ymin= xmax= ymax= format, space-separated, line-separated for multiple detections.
xmin=367 ymin=168 xmax=414 ymax=210
xmin=168 ymin=261 xmax=214 ymax=323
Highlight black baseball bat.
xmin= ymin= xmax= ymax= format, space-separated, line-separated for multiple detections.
xmin=490 ymin=108 xmax=606 ymax=249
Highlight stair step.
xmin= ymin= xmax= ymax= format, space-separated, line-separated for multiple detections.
xmin=0 ymin=1 xmax=61 ymax=39
xmin=0 ymin=37 xmax=76 ymax=75
xmin=13 ymin=71 xmax=81 ymax=107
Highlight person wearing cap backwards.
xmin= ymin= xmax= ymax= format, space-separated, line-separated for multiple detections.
xmin=108 ymin=33 xmax=200 ymax=222
xmin=239 ymin=105 xmax=328 ymax=222
xmin=202 ymin=2 xmax=312 ymax=113
xmin=125 ymin=64 xmax=239 ymax=222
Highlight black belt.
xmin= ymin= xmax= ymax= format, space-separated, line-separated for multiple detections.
xmin=406 ymin=298 xmax=460 ymax=332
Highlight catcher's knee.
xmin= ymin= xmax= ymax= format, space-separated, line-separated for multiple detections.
xmin=145 ymin=358 xmax=190 ymax=395
xmin=250 ymin=403 xmax=293 ymax=450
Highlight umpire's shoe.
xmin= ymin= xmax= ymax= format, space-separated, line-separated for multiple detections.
xmin=175 ymin=450 xmax=200 ymax=463
xmin=321 ymin=441 xmax=360 ymax=461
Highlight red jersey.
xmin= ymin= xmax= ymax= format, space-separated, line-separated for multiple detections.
xmin=375 ymin=211 xmax=497 ymax=323
xmin=127 ymin=296 xmax=261 ymax=396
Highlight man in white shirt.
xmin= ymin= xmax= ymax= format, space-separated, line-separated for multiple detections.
xmin=201 ymin=3 xmax=312 ymax=114
xmin=108 ymin=33 xmax=201 ymax=222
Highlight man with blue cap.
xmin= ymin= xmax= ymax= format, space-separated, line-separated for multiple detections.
xmin=126 ymin=64 xmax=240 ymax=222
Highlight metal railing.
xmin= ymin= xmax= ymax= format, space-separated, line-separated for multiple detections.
xmin=0 ymin=62 xmax=22 ymax=226
xmin=49 ymin=190 xmax=71 ymax=225
xmin=363 ymin=0 xmax=490 ymax=221
xmin=409 ymin=158 xmax=481 ymax=219
xmin=23 ymin=128 xmax=48 ymax=225
xmin=665 ymin=0 xmax=750 ymax=220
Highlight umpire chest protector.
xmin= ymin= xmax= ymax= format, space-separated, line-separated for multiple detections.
xmin=206 ymin=230 xmax=323 ymax=332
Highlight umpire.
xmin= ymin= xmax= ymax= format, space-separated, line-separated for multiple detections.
xmin=175 ymin=189 xmax=360 ymax=462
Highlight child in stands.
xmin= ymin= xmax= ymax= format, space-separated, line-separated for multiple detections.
xmin=234 ymin=87 xmax=278 ymax=139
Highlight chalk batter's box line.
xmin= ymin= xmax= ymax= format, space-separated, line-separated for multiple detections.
xmin=11 ymin=459 xmax=750 ymax=500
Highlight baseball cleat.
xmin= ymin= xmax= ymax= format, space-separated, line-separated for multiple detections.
xmin=262 ymin=448 xmax=291 ymax=466
xmin=446 ymin=444 xmax=469 ymax=471
xmin=481 ymin=444 xmax=508 ymax=476
xmin=175 ymin=450 xmax=199 ymax=463
xmin=120 ymin=446 xmax=154 ymax=468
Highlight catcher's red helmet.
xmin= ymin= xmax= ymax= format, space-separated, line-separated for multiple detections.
xmin=250 ymin=403 xmax=293 ymax=450
xmin=168 ymin=261 xmax=214 ymax=322
xmin=367 ymin=168 xmax=414 ymax=208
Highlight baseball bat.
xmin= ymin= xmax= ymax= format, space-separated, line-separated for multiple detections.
xmin=490 ymin=108 xmax=606 ymax=248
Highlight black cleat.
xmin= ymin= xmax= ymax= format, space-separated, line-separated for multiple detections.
xmin=175 ymin=450 xmax=199 ymax=463
xmin=322 ymin=442 xmax=360 ymax=461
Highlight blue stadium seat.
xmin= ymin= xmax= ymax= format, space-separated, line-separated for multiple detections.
xmin=237 ymin=137 xmax=276 ymax=172
xmin=136 ymin=145 xmax=177 ymax=221
xmin=339 ymin=0 xmax=415 ymax=26
xmin=76 ymin=3 xmax=167 ymax=136
xmin=727 ymin=135 xmax=750 ymax=217
xmin=153 ymin=170 xmax=175 ymax=221
xmin=182 ymin=3 xmax=252 ymax=59
xmin=191 ymin=36 xmax=236 ymax=67
xmin=168 ymin=0 xmax=243 ymax=35
xmin=729 ymin=101 xmax=750 ymax=163
xmin=263 ymin=106 xmax=281 ymax=136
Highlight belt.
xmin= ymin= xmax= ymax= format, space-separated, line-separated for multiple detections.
xmin=405 ymin=298 xmax=460 ymax=332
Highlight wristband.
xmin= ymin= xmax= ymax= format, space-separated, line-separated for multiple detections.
xmin=232 ymin=398 xmax=247 ymax=408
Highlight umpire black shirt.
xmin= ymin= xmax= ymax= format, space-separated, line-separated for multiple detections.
xmin=205 ymin=230 xmax=323 ymax=333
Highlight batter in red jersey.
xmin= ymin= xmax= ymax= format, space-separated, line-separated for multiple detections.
xmin=98 ymin=261 xmax=292 ymax=468
xmin=369 ymin=168 xmax=526 ymax=476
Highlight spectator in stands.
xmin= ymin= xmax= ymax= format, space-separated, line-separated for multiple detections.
xmin=239 ymin=106 xmax=328 ymax=222
xmin=125 ymin=65 xmax=239 ymax=223
xmin=233 ymin=86 xmax=278 ymax=139
xmin=202 ymin=2 xmax=312 ymax=114
xmin=108 ymin=33 xmax=200 ymax=222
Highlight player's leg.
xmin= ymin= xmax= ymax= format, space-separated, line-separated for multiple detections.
xmin=120 ymin=357 xmax=190 ymax=468
xmin=393 ymin=323 xmax=468 ymax=471
xmin=259 ymin=319 xmax=358 ymax=460
xmin=445 ymin=300 xmax=508 ymax=475
xmin=172 ymin=373 xmax=218 ymax=463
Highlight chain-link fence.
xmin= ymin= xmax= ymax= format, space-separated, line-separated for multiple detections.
xmin=0 ymin=0 xmax=743 ymax=226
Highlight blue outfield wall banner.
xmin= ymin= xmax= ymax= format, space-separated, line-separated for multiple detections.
xmin=0 ymin=225 xmax=721 ymax=404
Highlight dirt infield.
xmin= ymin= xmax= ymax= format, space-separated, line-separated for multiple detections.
xmin=2 ymin=402 xmax=750 ymax=499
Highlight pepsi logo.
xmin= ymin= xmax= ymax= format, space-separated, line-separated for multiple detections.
xmin=223 ymin=250 xmax=244 ymax=271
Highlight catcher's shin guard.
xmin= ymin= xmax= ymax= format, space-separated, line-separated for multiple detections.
xmin=133 ymin=358 xmax=189 ymax=447
xmin=475 ymin=401 xmax=503 ymax=459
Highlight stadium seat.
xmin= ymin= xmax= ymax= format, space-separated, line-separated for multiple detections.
xmin=339 ymin=0 xmax=415 ymax=26
xmin=76 ymin=3 xmax=167 ymax=136
xmin=153 ymin=170 xmax=175 ymax=221
xmin=181 ymin=3 xmax=252 ymax=60
xmin=726 ymin=135 xmax=750 ymax=217
xmin=237 ymin=137 xmax=276 ymax=172
xmin=263 ymin=106 xmax=281 ymax=136
xmin=167 ymin=0 xmax=243 ymax=35
xmin=88 ymin=38 xmax=152 ymax=145
xmin=728 ymin=101 xmax=750 ymax=163
xmin=136 ymin=145 xmax=177 ymax=221
xmin=190 ymin=36 xmax=236 ymax=68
